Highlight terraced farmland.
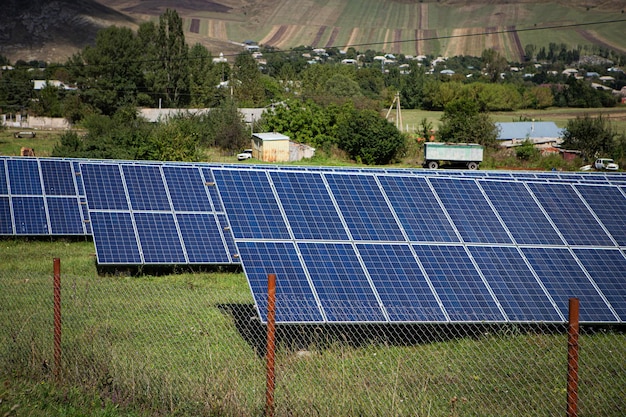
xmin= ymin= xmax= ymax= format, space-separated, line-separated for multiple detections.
xmin=101 ymin=0 xmax=626 ymax=59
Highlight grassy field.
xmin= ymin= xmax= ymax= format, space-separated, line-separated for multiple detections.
xmin=1 ymin=239 xmax=625 ymax=416
xmin=0 ymin=128 xmax=63 ymax=157
xmin=401 ymin=107 xmax=626 ymax=132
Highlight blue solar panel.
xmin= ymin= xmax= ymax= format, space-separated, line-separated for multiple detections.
xmin=7 ymin=159 xmax=41 ymax=195
xmin=413 ymin=245 xmax=505 ymax=322
xmin=357 ymin=244 xmax=446 ymax=322
xmin=478 ymin=180 xmax=563 ymax=245
xmin=163 ymin=166 xmax=213 ymax=212
xmin=134 ymin=212 xmax=186 ymax=263
xmin=41 ymin=159 xmax=77 ymax=196
xmin=90 ymin=211 xmax=142 ymax=264
xmin=468 ymin=246 xmax=562 ymax=322
xmin=177 ymin=213 xmax=231 ymax=263
xmin=522 ymin=247 xmax=617 ymax=322
xmin=0 ymin=159 xmax=8 ymax=194
xmin=378 ymin=176 xmax=459 ymax=243
xmin=573 ymin=248 xmax=626 ymax=322
xmin=575 ymin=184 xmax=626 ymax=246
xmin=12 ymin=196 xmax=48 ymax=234
xmin=237 ymin=241 xmax=324 ymax=323
xmin=429 ymin=178 xmax=512 ymax=244
xmin=212 ymin=169 xmax=290 ymax=240
xmin=0 ymin=197 xmax=12 ymax=234
xmin=122 ymin=165 xmax=170 ymax=211
xmin=298 ymin=242 xmax=387 ymax=322
xmin=47 ymin=197 xmax=85 ymax=235
xmin=81 ymin=164 xmax=128 ymax=210
xmin=324 ymin=174 xmax=404 ymax=241
xmin=527 ymin=183 xmax=614 ymax=246
xmin=201 ymin=169 xmax=224 ymax=212
xmin=270 ymin=171 xmax=349 ymax=241
xmin=217 ymin=214 xmax=238 ymax=261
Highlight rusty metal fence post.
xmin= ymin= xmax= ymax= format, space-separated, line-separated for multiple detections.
xmin=567 ymin=297 xmax=580 ymax=417
xmin=53 ymin=257 xmax=62 ymax=381
xmin=265 ymin=273 xmax=277 ymax=417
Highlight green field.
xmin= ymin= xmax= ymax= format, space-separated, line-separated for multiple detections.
xmin=1 ymin=240 xmax=625 ymax=416
xmin=211 ymin=0 xmax=626 ymax=59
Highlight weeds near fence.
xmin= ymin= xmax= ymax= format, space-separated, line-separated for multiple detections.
xmin=1 ymin=240 xmax=625 ymax=416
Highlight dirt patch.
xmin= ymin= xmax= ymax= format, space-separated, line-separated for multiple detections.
xmin=576 ymin=29 xmax=626 ymax=54
xmin=326 ymin=27 xmax=340 ymax=48
xmin=189 ymin=18 xmax=200 ymax=33
xmin=344 ymin=28 xmax=359 ymax=51
xmin=263 ymin=25 xmax=288 ymax=47
xmin=507 ymin=26 xmax=524 ymax=61
xmin=311 ymin=26 xmax=327 ymax=48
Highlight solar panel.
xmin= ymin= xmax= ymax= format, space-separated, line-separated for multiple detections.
xmin=7 ymin=158 xmax=42 ymax=195
xmin=81 ymin=162 xmax=237 ymax=265
xmin=357 ymin=243 xmax=446 ymax=322
xmin=0 ymin=197 xmax=11 ymax=234
xmin=573 ymin=248 xmax=626 ymax=321
xmin=412 ymin=245 xmax=505 ymax=322
xmin=478 ymin=180 xmax=563 ymax=245
xmin=89 ymin=211 xmax=142 ymax=264
xmin=429 ymin=177 xmax=512 ymax=244
xmin=574 ymin=184 xmax=626 ymax=246
xmin=6 ymin=157 xmax=623 ymax=325
xmin=212 ymin=169 xmax=290 ymax=240
xmin=324 ymin=173 xmax=404 ymax=241
xmin=527 ymin=182 xmax=614 ymax=246
xmin=298 ymin=242 xmax=387 ymax=322
xmin=468 ymin=246 xmax=562 ymax=322
xmin=522 ymin=247 xmax=617 ymax=322
xmin=377 ymin=176 xmax=459 ymax=243
xmin=236 ymin=241 xmax=324 ymax=323
xmin=12 ymin=196 xmax=48 ymax=235
xmin=270 ymin=171 xmax=348 ymax=241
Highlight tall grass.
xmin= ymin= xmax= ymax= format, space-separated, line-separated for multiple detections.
xmin=1 ymin=240 xmax=625 ymax=416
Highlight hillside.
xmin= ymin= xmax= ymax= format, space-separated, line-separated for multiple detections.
xmin=1 ymin=0 xmax=625 ymax=62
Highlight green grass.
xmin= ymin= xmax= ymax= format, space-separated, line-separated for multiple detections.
xmin=1 ymin=240 xmax=625 ymax=416
xmin=0 ymin=128 xmax=63 ymax=157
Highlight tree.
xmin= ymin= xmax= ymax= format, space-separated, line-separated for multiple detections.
xmin=232 ymin=52 xmax=265 ymax=107
xmin=152 ymin=9 xmax=189 ymax=107
xmin=188 ymin=43 xmax=216 ymax=107
xmin=336 ymin=107 xmax=405 ymax=165
xmin=481 ymin=48 xmax=508 ymax=83
xmin=562 ymin=114 xmax=618 ymax=161
xmin=437 ymin=98 xmax=499 ymax=147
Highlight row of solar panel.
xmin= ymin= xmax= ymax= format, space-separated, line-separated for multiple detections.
xmin=78 ymin=162 xmax=238 ymax=264
xmin=0 ymin=158 xmax=90 ymax=235
xmin=214 ymin=169 xmax=626 ymax=247
xmin=238 ymin=241 xmax=625 ymax=324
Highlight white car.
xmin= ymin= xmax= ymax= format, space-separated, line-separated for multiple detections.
xmin=594 ymin=158 xmax=619 ymax=171
xmin=237 ymin=149 xmax=253 ymax=160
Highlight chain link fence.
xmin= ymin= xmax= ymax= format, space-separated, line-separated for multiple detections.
xmin=1 ymin=262 xmax=625 ymax=416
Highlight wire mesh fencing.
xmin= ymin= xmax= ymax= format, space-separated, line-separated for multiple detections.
xmin=1 ymin=265 xmax=625 ymax=416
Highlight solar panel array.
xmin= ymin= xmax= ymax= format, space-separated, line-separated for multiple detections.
xmin=0 ymin=157 xmax=90 ymax=235
xmin=3 ymin=156 xmax=626 ymax=325
xmin=215 ymin=168 xmax=626 ymax=325
xmin=80 ymin=162 xmax=237 ymax=265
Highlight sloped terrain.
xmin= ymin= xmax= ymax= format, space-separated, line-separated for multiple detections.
xmin=1 ymin=0 xmax=624 ymax=62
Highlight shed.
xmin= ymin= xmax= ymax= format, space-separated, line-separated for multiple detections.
xmin=252 ymin=132 xmax=291 ymax=162
xmin=495 ymin=122 xmax=564 ymax=148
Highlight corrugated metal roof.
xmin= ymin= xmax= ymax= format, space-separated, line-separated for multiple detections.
xmin=253 ymin=132 xmax=290 ymax=141
xmin=496 ymin=122 xmax=564 ymax=140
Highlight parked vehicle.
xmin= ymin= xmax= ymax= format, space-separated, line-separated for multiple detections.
xmin=14 ymin=131 xmax=36 ymax=138
xmin=594 ymin=158 xmax=619 ymax=171
xmin=422 ymin=142 xmax=483 ymax=170
xmin=237 ymin=149 xmax=253 ymax=160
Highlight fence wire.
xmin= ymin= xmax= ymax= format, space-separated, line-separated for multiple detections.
xmin=1 ymin=267 xmax=624 ymax=417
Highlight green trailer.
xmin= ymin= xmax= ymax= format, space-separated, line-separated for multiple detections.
xmin=423 ymin=142 xmax=484 ymax=170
